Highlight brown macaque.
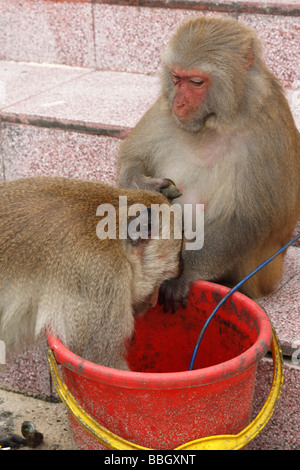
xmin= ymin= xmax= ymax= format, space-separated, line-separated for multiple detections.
xmin=0 ymin=177 xmax=181 ymax=369
xmin=118 ymin=16 xmax=300 ymax=311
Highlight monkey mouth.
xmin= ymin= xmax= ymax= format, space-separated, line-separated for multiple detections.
xmin=173 ymin=114 xmax=205 ymax=132
xmin=173 ymin=110 xmax=195 ymax=123
xmin=174 ymin=113 xmax=194 ymax=125
xmin=176 ymin=116 xmax=193 ymax=124
xmin=174 ymin=111 xmax=215 ymax=132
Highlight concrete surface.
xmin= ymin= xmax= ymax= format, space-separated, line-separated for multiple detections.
xmin=0 ymin=388 xmax=73 ymax=450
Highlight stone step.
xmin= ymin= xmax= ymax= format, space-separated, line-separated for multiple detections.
xmin=0 ymin=0 xmax=299 ymax=87
xmin=0 ymin=60 xmax=299 ymax=182
xmin=0 ymin=61 xmax=300 ymax=182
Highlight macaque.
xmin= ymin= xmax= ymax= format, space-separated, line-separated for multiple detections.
xmin=118 ymin=16 xmax=300 ymax=311
xmin=0 ymin=177 xmax=182 ymax=369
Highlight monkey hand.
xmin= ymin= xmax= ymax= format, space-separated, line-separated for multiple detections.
xmin=160 ymin=178 xmax=182 ymax=201
xmin=136 ymin=177 xmax=182 ymax=200
xmin=158 ymin=276 xmax=190 ymax=313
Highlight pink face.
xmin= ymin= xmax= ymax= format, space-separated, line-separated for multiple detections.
xmin=170 ymin=67 xmax=210 ymax=123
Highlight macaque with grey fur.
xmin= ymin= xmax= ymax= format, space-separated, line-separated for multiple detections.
xmin=0 ymin=177 xmax=181 ymax=370
xmin=118 ymin=16 xmax=300 ymax=311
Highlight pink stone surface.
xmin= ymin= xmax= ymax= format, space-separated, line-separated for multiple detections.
xmin=94 ymin=6 xmax=230 ymax=75
xmin=294 ymin=217 xmax=300 ymax=246
xmin=248 ymin=359 xmax=300 ymax=450
xmin=0 ymin=61 xmax=93 ymax=110
xmin=240 ymin=14 xmax=300 ymax=88
xmin=93 ymin=5 xmax=300 ymax=87
xmin=1 ymin=2 xmax=298 ymax=88
xmin=0 ymin=0 xmax=95 ymax=67
xmin=259 ymin=247 xmax=300 ymax=355
xmin=260 ymin=282 xmax=300 ymax=353
xmin=0 ymin=337 xmax=52 ymax=398
xmin=1 ymin=123 xmax=120 ymax=184
xmin=0 ymin=65 xmax=160 ymax=130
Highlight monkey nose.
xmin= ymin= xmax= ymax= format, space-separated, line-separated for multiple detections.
xmin=173 ymin=97 xmax=185 ymax=109
xmin=173 ymin=103 xmax=189 ymax=118
xmin=173 ymin=100 xmax=185 ymax=115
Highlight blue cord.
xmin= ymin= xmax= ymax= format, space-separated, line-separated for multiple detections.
xmin=189 ymin=231 xmax=300 ymax=371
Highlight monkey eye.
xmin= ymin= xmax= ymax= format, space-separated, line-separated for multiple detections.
xmin=189 ymin=78 xmax=205 ymax=87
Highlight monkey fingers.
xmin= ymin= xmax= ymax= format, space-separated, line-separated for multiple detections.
xmin=138 ymin=176 xmax=180 ymax=197
xmin=159 ymin=277 xmax=189 ymax=313
xmin=160 ymin=179 xmax=182 ymax=200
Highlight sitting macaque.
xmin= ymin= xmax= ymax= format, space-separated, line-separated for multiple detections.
xmin=0 ymin=177 xmax=182 ymax=370
xmin=118 ymin=16 xmax=300 ymax=311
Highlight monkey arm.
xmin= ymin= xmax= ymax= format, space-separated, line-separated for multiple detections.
xmin=118 ymin=149 xmax=170 ymax=194
xmin=117 ymin=98 xmax=175 ymax=193
xmin=117 ymin=154 xmax=151 ymax=189
xmin=118 ymin=105 xmax=156 ymax=189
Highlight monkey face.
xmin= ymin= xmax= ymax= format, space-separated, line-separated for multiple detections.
xmin=165 ymin=67 xmax=213 ymax=132
xmin=171 ymin=68 xmax=210 ymax=119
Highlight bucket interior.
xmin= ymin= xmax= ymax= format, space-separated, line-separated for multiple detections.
xmin=127 ymin=281 xmax=264 ymax=373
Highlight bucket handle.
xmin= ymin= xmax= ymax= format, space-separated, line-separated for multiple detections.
xmin=47 ymin=325 xmax=283 ymax=450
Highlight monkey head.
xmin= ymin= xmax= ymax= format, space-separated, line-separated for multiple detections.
xmin=161 ymin=17 xmax=262 ymax=132
xmin=122 ymin=198 xmax=183 ymax=316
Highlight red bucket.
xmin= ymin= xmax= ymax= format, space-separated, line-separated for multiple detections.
xmin=47 ymin=281 xmax=274 ymax=450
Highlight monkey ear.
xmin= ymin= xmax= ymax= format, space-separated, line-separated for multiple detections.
xmin=126 ymin=207 xmax=158 ymax=245
xmin=243 ymin=39 xmax=255 ymax=70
